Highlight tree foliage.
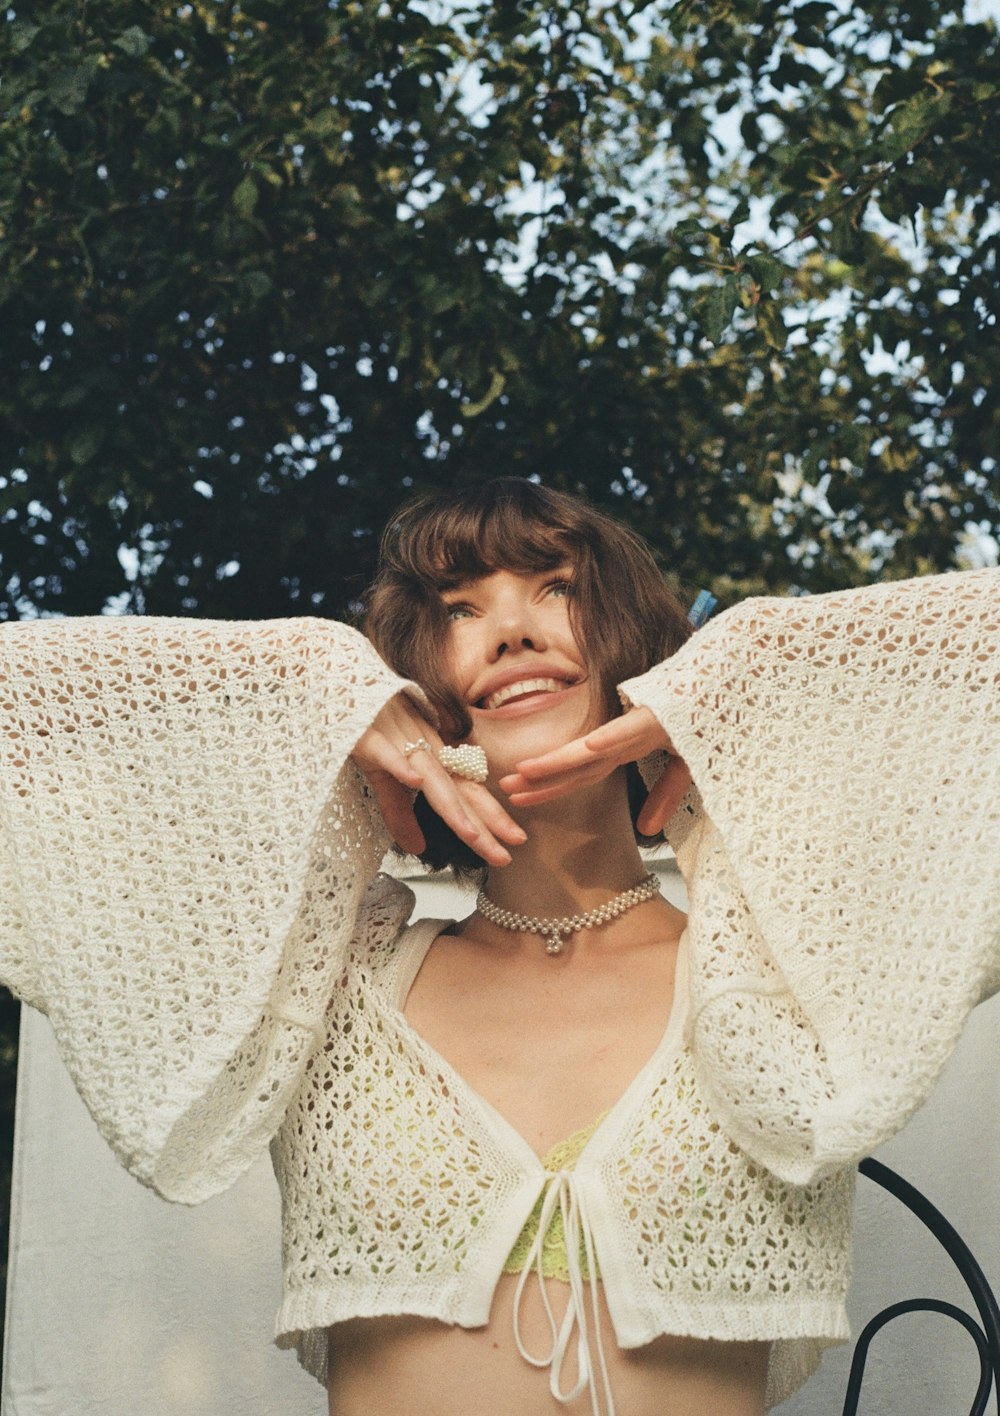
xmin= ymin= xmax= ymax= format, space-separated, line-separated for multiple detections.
xmin=0 ymin=0 xmax=997 ymax=618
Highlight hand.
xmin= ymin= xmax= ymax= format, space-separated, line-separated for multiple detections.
xmin=352 ymin=693 xmax=527 ymax=867
xmin=497 ymin=706 xmax=691 ymax=835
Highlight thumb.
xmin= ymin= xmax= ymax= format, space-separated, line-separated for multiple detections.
xmin=636 ymin=756 xmax=692 ymax=836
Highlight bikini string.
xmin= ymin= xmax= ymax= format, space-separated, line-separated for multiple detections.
xmin=511 ymin=1171 xmax=616 ymax=1416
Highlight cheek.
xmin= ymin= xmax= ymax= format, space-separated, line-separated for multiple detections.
xmin=433 ymin=636 xmax=479 ymax=739
xmin=440 ymin=634 xmax=472 ymax=699
xmin=587 ymin=684 xmax=618 ymax=732
xmin=562 ymin=610 xmax=591 ymax=668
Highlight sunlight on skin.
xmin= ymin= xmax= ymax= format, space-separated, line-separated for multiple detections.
xmin=499 ymin=708 xmax=691 ymax=836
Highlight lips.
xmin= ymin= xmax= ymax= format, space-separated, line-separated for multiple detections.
xmin=481 ymin=677 xmax=573 ymax=711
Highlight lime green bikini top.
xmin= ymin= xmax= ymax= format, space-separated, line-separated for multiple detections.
xmin=503 ymin=1113 xmax=607 ymax=1282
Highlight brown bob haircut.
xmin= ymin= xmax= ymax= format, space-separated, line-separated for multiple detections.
xmin=363 ymin=478 xmax=692 ymax=874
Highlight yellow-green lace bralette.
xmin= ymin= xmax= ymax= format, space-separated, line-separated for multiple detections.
xmin=503 ymin=1113 xmax=607 ymax=1282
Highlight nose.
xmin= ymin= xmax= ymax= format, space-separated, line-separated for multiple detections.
xmin=490 ymin=591 xmax=546 ymax=660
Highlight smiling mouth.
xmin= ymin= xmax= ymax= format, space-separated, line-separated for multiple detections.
xmin=479 ymin=677 xmax=580 ymax=710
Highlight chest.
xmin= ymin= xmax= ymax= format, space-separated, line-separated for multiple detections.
xmin=401 ymin=935 xmax=679 ymax=1158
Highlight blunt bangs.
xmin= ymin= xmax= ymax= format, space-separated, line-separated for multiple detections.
xmin=387 ymin=481 xmax=588 ymax=591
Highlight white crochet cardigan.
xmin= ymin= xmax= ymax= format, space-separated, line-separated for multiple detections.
xmin=1 ymin=569 xmax=998 ymax=1409
xmin=270 ymin=899 xmax=857 ymax=1409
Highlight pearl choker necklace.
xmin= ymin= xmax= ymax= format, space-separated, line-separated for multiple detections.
xmin=476 ymin=873 xmax=662 ymax=956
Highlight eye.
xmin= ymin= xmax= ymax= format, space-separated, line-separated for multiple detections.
xmin=444 ymin=601 xmax=474 ymax=621
xmin=545 ymin=578 xmax=573 ymax=599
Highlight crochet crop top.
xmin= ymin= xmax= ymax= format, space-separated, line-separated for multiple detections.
xmin=0 ymin=569 xmax=997 ymax=1414
xmin=269 ymin=906 xmax=856 ymax=1409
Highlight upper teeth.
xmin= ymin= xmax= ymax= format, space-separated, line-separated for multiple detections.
xmin=483 ymin=678 xmax=569 ymax=710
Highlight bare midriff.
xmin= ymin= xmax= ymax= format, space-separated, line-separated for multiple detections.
xmin=326 ymin=1271 xmax=770 ymax=1416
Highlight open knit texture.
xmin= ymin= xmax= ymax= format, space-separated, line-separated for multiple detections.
xmin=272 ymin=908 xmax=855 ymax=1408
xmin=0 ymin=617 xmax=414 ymax=1200
xmin=621 ymin=565 xmax=1000 ymax=1183
xmin=1 ymin=568 xmax=998 ymax=1412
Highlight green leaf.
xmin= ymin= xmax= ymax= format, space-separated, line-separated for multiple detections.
xmin=70 ymin=425 xmax=104 ymax=466
xmin=746 ymin=254 xmax=786 ymax=292
xmin=114 ymin=26 xmax=152 ymax=58
xmin=757 ymin=300 xmax=787 ymax=351
xmin=740 ymin=112 xmax=763 ymax=150
xmin=58 ymin=381 xmax=95 ymax=410
xmin=233 ymin=176 xmax=259 ymax=217
xmin=419 ymin=277 xmax=460 ymax=316
xmin=885 ymin=91 xmax=951 ymax=159
xmin=701 ymin=279 xmax=739 ymax=344
xmin=48 ymin=61 xmax=98 ymax=116
xmin=11 ymin=21 xmax=41 ymax=53
xmin=793 ymin=1 xmax=835 ymax=24
xmin=0 ymin=0 xmax=994 ymax=620
xmin=872 ymin=65 xmax=925 ymax=114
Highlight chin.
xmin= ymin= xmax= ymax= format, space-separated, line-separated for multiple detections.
xmin=469 ymin=695 xmax=602 ymax=772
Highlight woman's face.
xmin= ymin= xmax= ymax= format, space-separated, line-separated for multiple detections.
xmin=439 ymin=565 xmax=603 ymax=777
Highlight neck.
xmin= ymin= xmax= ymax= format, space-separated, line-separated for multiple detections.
xmin=481 ymin=770 xmax=648 ymax=917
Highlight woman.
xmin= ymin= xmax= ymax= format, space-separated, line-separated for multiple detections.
xmin=1 ymin=479 xmax=997 ymax=1416
xmin=324 ymin=482 xmax=768 ymax=1416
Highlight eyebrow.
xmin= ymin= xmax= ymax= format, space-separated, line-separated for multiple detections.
xmin=435 ymin=577 xmax=477 ymax=595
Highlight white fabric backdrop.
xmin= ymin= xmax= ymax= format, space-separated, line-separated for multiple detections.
xmin=3 ymin=862 xmax=999 ymax=1415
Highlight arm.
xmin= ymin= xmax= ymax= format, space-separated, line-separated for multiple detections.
xmin=0 ymin=614 xmax=424 ymax=1200
xmin=499 ymin=569 xmax=1000 ymax=1180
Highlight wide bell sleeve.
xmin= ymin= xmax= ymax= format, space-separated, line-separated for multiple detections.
xmin=621 ymin=567 xmax=1000 ymax=1184
xmin=0 ymin=615 xmax=419 ymax=1203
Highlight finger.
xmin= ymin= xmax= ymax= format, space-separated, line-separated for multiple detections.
xmin=355 ymin=729 xmax=425 ymax=790
xmin=418 ymin=769 xmax=514 ymax=867
xmin=369 ymin=773 xmax=427 ymax=855
xmin=504 ymin=761 xmax=612 ymax=805
xmin=583 ymin=708 xmax=673 ymax=756
xmin=498 ymin=771 xmax=534 ymax=795
xmin=504 ymin=708 xmax=668 ymax=788
xmin=502 ymin=737 xmax=608 ymax=784
xmin=500 ymin=749 xmax=626 ymax=796
xmin=412 ymin=769 xmax=476 ymax=837
xmin=446 ymin=812 xmax=515 ymax=866
xmin=636 ymin=757 xmax=692 ymax=835
xmin=389 ymin=742 xmax=524 ymax=865
xmin=506 ymin=782 xmax=597 ymax=807
xmin=398 ymin=745 xmax=528 ymax=848
xmin=460 ymin=784 xmax=528 ymax=845
xmin=507 ymin=747 xmax=689 ymax=817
